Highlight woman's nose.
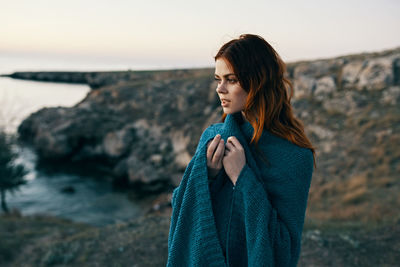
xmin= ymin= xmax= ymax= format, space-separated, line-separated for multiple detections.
xmin=216 ymin=82 xmax=227 ymax=93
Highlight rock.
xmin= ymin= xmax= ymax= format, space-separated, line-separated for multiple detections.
xmin=60 ymin=186 xmax=76 ymax=194
xmin=293 ymin=60 xmax=333 ymax=78
xmin=358 ymin=56 xmax=398 ymax=90
xmin=314 ymin=75 xmax=336 ymax=101
xmin=322 ymin=91 xmax=358 ymax=115
xmin=341 ymin=54 xmax=400 ymax=91
xmin=170 ymin=130 xmax=192 ymax=170
xmin=303 ymin=229 xmax=324 ymax=246
xmin=380 ymin=86 xmax=400 ymax=105
xmin=293 ymin=75 xmax=316 ymax=99
xmin=150 ymin=154 xmax=163 ymax=166
xmin=103 ymin=124 xmax=135 ymax=158
xmin=125 ymin=153 xmax=164 ymax=184
xmin=307 ymin=124 xmax=335 ymax=140
xmin=338 ymin=233 xmax=360 ymax=248
xmin=341 ymin=60 xmax=365 ymax=89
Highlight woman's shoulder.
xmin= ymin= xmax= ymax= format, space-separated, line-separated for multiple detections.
xmin=201 ymin=122 xmax=223 ymax=136
xmin=210 ymin=122 xmax=224 ymax=129
xmin=259 ymin=136 xmax=314 ymax=188
xmin=260 ymin=130 xmax=314 ymax=169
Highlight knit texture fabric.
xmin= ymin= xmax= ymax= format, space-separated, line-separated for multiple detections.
xmin=167 ymin=111 xmax=314 ymax=267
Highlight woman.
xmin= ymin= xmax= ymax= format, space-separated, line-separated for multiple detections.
xmin=167 ymin=34 xmax=316 ymax=267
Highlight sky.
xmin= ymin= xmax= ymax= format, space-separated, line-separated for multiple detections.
xmin=1 ymin=0 xmax=399 ymax=70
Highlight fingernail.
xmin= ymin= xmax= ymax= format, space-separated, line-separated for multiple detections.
xmin=216 ymin=134 xmax=221 ymax=138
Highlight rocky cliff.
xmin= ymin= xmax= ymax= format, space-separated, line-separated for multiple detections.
xmin=16 ymin=68 xmax=219 ymax=192
xmin=14 ymin=47 xmax=400 ymax=223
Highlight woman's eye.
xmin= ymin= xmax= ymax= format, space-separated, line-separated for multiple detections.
xmin=214 ymin=77 xmax=237 ymax=84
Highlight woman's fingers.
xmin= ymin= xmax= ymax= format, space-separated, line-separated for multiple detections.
xmin=225 ymin=140 xmax=233 ymax=149
xmin=224 ymin=136 xmax=243 ymax=155
xmin=207 ymin=135 xmax=242 ymax=164
xmin=206 ymin=135 xmax=221 ymax=160
xmin=227 ymin=136 xmax=243 ymax=150
xmin=211 ymin=139 xmax=225 ymax=166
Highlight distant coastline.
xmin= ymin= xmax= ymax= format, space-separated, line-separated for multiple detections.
xmin=0 ymin=68 xmax=214 ymax=89
xmin=1 ymin=71 xmax=88 ymax=85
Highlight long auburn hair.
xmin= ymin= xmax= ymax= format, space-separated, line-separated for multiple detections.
xmin=215 ymin=34 xmax=317 ymax=169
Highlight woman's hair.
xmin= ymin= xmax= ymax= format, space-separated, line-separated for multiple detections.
xmin=215 ymin=33 xmax=317 ymax=169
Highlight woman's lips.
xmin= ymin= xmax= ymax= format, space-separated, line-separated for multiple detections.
xmin=221 ymin=99 xmax=230 ymax=107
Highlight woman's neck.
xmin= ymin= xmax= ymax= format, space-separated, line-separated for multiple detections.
xmin=241 ymin=111 xmax=250 ymax=123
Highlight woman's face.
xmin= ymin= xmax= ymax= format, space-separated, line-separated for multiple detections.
xmin=214 ymin=58 xmax=248 ymax=114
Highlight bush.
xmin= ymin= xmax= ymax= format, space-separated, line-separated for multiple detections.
xmin=0 ymin=129 xmax=28 ymax=213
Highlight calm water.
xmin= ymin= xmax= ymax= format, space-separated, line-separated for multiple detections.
xmin=0 ymin=55 xmax=154 ymax=226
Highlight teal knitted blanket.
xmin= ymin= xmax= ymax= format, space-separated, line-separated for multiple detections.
xmin=167 ymin=112 xmax=314 ymax=266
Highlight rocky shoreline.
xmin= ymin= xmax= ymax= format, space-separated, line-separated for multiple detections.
xmin=15 ymin=67 xmax=220 ymax=193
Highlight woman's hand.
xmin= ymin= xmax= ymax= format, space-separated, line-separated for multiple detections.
xmin=223 ymin=136 xmax=246 ymax=185
xmin=206 ymin=134 xmax=225 ymax=179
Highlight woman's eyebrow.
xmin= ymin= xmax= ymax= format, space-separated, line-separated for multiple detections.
xmin=214 ymin=73 xmax=236 ymax=78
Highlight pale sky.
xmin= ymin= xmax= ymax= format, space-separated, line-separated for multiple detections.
xmin=1 ymin=0 xmax=399 ymax=70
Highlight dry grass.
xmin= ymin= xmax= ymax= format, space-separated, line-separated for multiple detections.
xmin=0 ymin=212 xmax=170 ymax=266
xmin=342 ymin=186 xmax=368 ymax=204
xmin=307 ymin=168 xmax=400 ymax=224
xmin=370 ymin=176 xmax=396 ymax=188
